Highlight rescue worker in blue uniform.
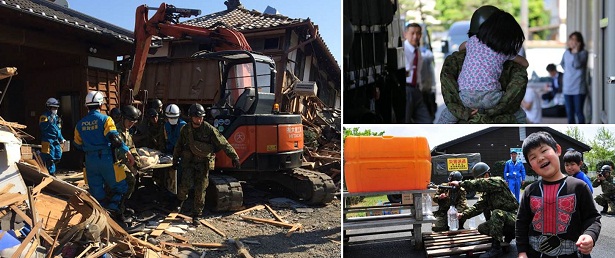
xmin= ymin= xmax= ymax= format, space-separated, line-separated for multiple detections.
xmin=74 ymin=91 xmax=135 ymax=219
xmin=163 ymin=104 xmax=186 ymax=154
xmin=39 ymin=98 xmax=66 ymax=175
xmin=503 ymin=150 xmax=526 ymax=201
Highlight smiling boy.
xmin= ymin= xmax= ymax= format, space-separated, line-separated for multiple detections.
xmin=516 ymin=131 xmax=601 ymax=258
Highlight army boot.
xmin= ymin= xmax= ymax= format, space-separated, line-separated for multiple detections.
xmin=167 ymin=198 xmax=184 ymax=213
xmin=600 ymin=206 xmax=608 ymax=214
xmin=504 ymin=226 xmax=515 ymax=244
xmin=479 ymin=239 xmax=503 ymax=258
xmin=607 ymin=201 xmax=615 ymax=215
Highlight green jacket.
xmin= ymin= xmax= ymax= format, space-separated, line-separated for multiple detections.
xmin=173 ymin=121 xmax=239 ymax=164
xmin=460 ymin=176 xmax=519 ymax=220
xmin=593 ymin=175 xmax=615 ymax=196
xmin=432 ymin=183 xmax=469 ymax=217
xmin=440 ymin=50 xmax=528 ymax=123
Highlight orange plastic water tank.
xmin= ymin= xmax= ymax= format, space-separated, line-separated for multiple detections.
xmin=344 ymin=136 xmax=431 ymax=193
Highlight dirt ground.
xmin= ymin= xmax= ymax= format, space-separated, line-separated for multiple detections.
xmin=59 ymin=170 xmax=342 ymax=258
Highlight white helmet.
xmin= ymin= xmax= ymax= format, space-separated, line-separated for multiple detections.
xmin=165 ymin=104 xmax=180 ymax=118
xmin=85 ymin=91 xmax=105 ymax=107
xmin=46 ymin=98 xmax=60 ymax=108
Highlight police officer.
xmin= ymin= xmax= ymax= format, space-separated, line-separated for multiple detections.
xmin=449 ymin=162 xmax=518 ymax=258
xmin=116 ymin=105 xmax=141 ymax=209
xmin=163 ymin=104 xmax=186 ymax=154
xmin=172 ymin=103 xmax=240 ymax=222
xmin=432 ymin=171 xmax=468 ymax=232
xmin=134 ymin=108 xmax=164 ymax=150
xmin=74 ymin=91 xmax=135 ymax=220
xmin=593 ymin=164 xmax=615 ymax=214
xmin=504 ymin=150 xmax=526 ymax=201
xmin=39 ymin=98 xmax=66 ymax=175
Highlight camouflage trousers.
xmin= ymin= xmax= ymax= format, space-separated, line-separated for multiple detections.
xmin=594 ymin=194 xmax=615 ymax=214
xmin=432 ymin=214 xmax=467 ymax=232
xmin=477 ymin=209 xmax=516 ymax=241
xmin=177 ymin=162 xmax=209 ymax=215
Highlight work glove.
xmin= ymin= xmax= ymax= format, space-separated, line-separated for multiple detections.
xmin=232 ymin=158 xmax=241 ymax=169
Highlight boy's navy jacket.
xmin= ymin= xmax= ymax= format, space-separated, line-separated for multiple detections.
xmin=516 ymin=176 xmax=601 ymax=255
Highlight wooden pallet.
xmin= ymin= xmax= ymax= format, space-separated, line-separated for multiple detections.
xmin=422 ymin=229 xmax=509 ymax=257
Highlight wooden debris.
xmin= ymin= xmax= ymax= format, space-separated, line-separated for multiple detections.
xmin=164 ymin=229 xmax=188 ymax=242
xmin=9 ymin=204 xmax=54 ymax=245
xmin=286 ymin=224 xmax=302 ymax=237
xmin=234 ymin=239 xmax=253 ymax=258
xmin=0 ymin=193 xmax=27 ymax=207
xmin=85 ymin=243 xmax=118 ymax=258
xmin=10 ymin=223 xmax=41 ymax=258
xmin=151 ymin=212 xmax=178 ymax=237
xmin=240 ymin=215 xmax=300 ymax=228
xmin=198 ymin=219 xmax=226 ymax=238
xmin=192 ymin=242 xmax=227 ymax=248
xmin=0 ymin=183 xmax=14 ymax=194
xmin=31 ymin=177 xmax=53 ymax=196
xmin=265 ymin=204 xmax=285 ymax=222
xmin=233 ymin=205 xmax=266 ymax=215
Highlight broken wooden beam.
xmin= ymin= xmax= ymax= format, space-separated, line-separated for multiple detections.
xmin=0 ymin=193 xmax=27 ymax=207
xmin=31 ymin=177 xmax=54 ymax=196
xmin=85 ymin=243 xmax=117 ymax=258
xmin=10 ymin=223 xmax=41 ymax=258
xmin=233 ymin=205 xmax=266 ymax=215
xmin=192 ymin=242 xmax=227 ymax=248
xmin=265 ymin=204 xmax=285 ymax=222
xmin=198 ymin=219 xmax=226 ymax=238
xmin=234 ymin=239 xmax=253 ymax=258
xmin=164 ymin=229 xmax=188 ymax=243
xmin=0 ymin=183 xmax=14 ymax=194
xmin=286 ymin=224 xmax=303 ymax=237
xmin=240 ymin=215 xmax=298 ymax=228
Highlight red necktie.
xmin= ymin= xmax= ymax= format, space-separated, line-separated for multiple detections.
xmin=411 ymin=48 xmax=418 ymax=86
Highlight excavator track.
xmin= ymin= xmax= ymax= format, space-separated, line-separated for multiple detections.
xmin=287 ymin=168 xmax=336 ymax=205
xmin=207 ymin=174 xmax=243 ymax=211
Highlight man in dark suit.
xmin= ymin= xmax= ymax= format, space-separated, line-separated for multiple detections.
xmin=543 ymin=63 xmax=563 ymax=101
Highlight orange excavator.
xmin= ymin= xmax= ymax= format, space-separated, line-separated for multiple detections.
xmin=123 ymin=3 xmax=335 ymax=211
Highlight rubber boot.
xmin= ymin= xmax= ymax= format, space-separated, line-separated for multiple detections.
xmin=167 ymin=198 xmax=184 ymax=213
xmin=600 ymin=206 xmax=608 ymax=214
xmin=479 ymin=239 xmax=503 ymax=258
xmin=191 ymin=213 xmax=201 ymax=226
xmin=504 ymin=226 xmax=515 ymax=243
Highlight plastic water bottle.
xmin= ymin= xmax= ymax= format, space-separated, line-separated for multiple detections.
xmin=468 ymin=216 xmax=476 ymax=229
xmin=422 ymin=193 xmax=433 ymax=216
xmin=447 ymin=205 xmax=459 ymax=231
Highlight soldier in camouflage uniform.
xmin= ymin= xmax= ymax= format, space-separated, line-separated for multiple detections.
xmin=440 ymin=5 xmax=528 ymax=124
xmin=593 ymin=165 xmax=615 ymax=215
xmin=450 ymin=162 xmax=518 ymax=258
xmin=172 ymin=104 xmax=241 ymax=221
xmin=134 ymin=108 xmax=165 ymax=151
xmin=115 ymin=105 xmax=141 ymax=214
xmin=432 ymin=171 xmax=469 ymax=232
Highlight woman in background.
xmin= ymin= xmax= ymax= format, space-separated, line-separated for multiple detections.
xmin=561 ymin=31 xmax=588 ymax=124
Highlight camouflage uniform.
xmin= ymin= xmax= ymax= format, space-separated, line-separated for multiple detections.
xmin=173 ymin=121 xmax=239 ymax=215
xmin=459 ymin=176 xmax=518 ymax=241
xmin=440 ymin=50 xmax=528 ymax=123
xmin=116 ymin=122 xmax=138 ymax=200
xmin=134 ymin=118 xmax=165 ymax=151
xmin=592 ymin=175 xmax=615 ymax=214
xmin=432 ymin=183 xmax=469 ymax=232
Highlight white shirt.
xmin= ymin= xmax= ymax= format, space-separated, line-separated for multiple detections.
xmin=523 ymin=88 xmax=542 ymax=124
xmin=404 ymin=40 xmax=422 ymax=85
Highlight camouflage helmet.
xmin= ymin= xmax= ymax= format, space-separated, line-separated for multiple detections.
xmin=448 ymin=171 xmax=463 ymax=182
xmin=601 ymin=165 xmax=612 ymax=173
xmin=472 ymin=162 xmax=490 ymax=178
xmin=145 ymin=108 xmax=158 ymax=118
xmin=121 ymin=105 xmax=141 ymax=121
xmin=469 ymin=5 xmax=499 ymax=36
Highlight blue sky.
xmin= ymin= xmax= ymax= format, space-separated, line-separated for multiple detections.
xmin=69 ymin=0 xmax=341 ymax=63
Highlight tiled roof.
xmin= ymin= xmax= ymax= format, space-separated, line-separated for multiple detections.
xmin=183 ymin=7 xmax=303 ymax=30
xmin=0 ymin=0 xmax=133 ymax=43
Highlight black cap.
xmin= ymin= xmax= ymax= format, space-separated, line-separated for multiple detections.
xmin=510 ymin=150 xmax=517 ymax=154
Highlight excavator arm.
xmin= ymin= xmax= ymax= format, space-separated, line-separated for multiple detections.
xmin=124 ymin=2 xmax=252 ymax=105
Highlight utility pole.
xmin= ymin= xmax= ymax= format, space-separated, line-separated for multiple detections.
xmin=521 ymin=0 xmax=529 ymax=41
